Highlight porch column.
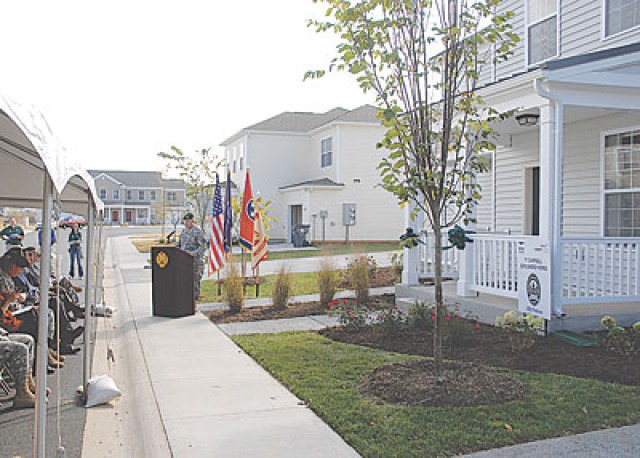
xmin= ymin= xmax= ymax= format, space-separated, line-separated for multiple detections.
xmin=538 ymin=103 xmax=554 ymax=242
xmin=402 ymin=202 xmax=423 ymax=286
xmin=457 ymin=218 xmax=477 ymax=297
xmin=538 ymin=102 xmax=564 ymax=316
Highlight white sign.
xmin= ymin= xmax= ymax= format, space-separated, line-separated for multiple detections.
xmin=517 ymin=239 xmax=551 ymax=320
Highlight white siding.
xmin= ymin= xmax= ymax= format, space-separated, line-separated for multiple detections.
xmin=563 ymin=111 xmax=640 ymax=236
xmin=244 ymin=134 xmax=312 ymax=240
xmin=329 ymin=124 xmax=404 ymax=241
xmin=488 ymin=0 xmax=640 ymax=83
xmin=494 ymin=132 xmax=539 ymax=235
xmin=475 ymin=155 xmax=494 ymax=232
xmin=485 ymin=110 xmax=640 ymax=238
xmin=496 ymin=0 xmax=526 ymax=80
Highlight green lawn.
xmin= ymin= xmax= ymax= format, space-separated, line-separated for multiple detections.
xmin=199 ymin=270 xmax=335 ymax=302
xmin=233 ymin=332 xmax=640 ymax=457
xmin=266 ymin=242 xmax=400 ymax=261
xmin=129 ymin=236 xmax=400 ymax=258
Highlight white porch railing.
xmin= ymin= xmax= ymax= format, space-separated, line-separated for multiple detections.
xmin=417 ymin=232 xmax=459 ymax=280
xmin=471 ymin=234 xmax=527 ymax=299
xmin=415 ymin=232 xmax=640 ymax=305
xmin=562 ymin=238 xmax=640 ymax=304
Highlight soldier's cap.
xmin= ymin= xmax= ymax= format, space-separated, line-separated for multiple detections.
xmin=183 ymin=212 xmax=195 ymax=221
xmin=2 ymin=248 xmax=29 ymax=267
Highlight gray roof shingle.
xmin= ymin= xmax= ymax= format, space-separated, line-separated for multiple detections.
xmin=221 ymin=105 xmax=381 ymax=145
xmin=89 ymin=170 xmax=185 ymax=189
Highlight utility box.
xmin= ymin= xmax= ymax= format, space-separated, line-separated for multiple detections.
xmin=342 ymin=203 xmax=357 ymax=226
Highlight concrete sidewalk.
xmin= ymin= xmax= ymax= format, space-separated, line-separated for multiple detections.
xmin=83 ymin=236 xmax=359 ymax=457
xmin=85 ymin=235 xmax=640 ymax=457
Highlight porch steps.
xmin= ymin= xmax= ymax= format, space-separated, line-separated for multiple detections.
xmin=553 ymin=330 xmax=598 ymax=347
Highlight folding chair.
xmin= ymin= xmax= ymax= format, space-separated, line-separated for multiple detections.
xmin=0 ymin=365 xmax=12 ymax=396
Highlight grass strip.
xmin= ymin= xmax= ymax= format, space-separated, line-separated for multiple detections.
xmin=199 ymin=271 xmax=333 ymax=302
xmin=130 ymin=236 xmax=399 ymax=259
xmin=233 ymin=331 xmax=640 ymax=457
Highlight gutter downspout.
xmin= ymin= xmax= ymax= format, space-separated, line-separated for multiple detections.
xmin=534 ymin=78 xmax=564 ymax=317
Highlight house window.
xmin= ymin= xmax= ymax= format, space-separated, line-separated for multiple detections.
xmin=139 ymin=190 xmax=145 ymax=200
xmin=113 ymin=190 xmax=119 ymax=200
xmin=232 ymin=160 xmax=237 ymax=173
xmin=150 ymin=191 xmax=156 ymax=200
xmin=527 ymin=0 xmax=557 ymax=65
xmin=239 ymin=156 xmax=244 ymax=170
xmin=127 ymin=190 xmax=132 ymax=200
xmin=604 ymin=129 xmax=640 ymax=236
xmin=167 ymin=191 xmax=177 ymax=202
xmin=99 ymin=189 xmax=106 ymax=200
xmin=606 ymin=0 xmax=640 ymax=36
xmin=321 ymin=137 xmax=333 ymax=168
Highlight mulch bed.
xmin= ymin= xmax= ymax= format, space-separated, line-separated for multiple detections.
xmin=359 ymin=360 xmax=527 ymax=407
xmin=207 ymin=294 xmax=395 ymax=324
xmin=208 ymin=282 xmax=640 ymax=407
xmin=205 ymin=266 xmax=399 ymax=324
xmin=321 ymin=323 xmax=640 ymax=387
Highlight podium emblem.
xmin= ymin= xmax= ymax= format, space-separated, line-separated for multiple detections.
xmin=156 ymin=251 xmax=169 ymax=268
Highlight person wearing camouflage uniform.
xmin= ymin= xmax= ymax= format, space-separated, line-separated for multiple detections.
xmin=176 ymin=213 xmax=208 ymax=300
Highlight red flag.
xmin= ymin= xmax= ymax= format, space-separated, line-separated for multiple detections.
xmin=239 ymin=169 xmax=254 ymax=250
xmin=251 ymin=208 xmax=269 ymax=271
xmin=208 ymin=175 xmax=225 ymax=275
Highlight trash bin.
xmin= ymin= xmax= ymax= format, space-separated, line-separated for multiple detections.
xmin=292 ymin=224 xmax=311 ymax=247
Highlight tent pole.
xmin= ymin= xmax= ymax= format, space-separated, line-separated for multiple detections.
xmin=83 ymin=200 xmax=96 ymax=399
xmin=34 ymin=174 xmax=54 ymax=457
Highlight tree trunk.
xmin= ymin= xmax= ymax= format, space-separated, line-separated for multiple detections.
xmin=433 ymin=224 xmax=444 ymax=379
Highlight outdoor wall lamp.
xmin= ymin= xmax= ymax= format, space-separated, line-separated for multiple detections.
xmin=515 ymin=113 xmax=540 ymax=127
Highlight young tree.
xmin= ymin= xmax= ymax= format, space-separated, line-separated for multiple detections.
xmin=307 ymin=0 xmax=518 ymax=377
xmin=158 ymin=146 xmax=224 ymax=228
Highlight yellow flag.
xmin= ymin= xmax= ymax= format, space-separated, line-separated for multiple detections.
xmin=251 ymin=208 xmax=269 ymax=271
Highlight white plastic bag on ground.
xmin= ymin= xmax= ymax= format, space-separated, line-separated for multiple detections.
xmin=84 ymin=375 xmax=122 ymax=407
xmin=93 ymin=303 xmax=116 ymax=317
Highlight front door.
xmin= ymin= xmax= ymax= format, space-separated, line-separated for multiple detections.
xmin=112 ymin=210 xmax=119 ymax=224
xmin=525 ymin=166 xmax=540 ymax=236
xmin=125 ymin=211 xmax=133 ymax=223
xmin=290 ymin=205 xmax=303 ymax=242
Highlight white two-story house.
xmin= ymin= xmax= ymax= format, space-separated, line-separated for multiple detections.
xmin=221 ymin=105 xmax=404 ymax=243
xmin=402 ymin=0 xmax=640 ymax=331
xmin=90 ymin=170 xmax=187 ymax=225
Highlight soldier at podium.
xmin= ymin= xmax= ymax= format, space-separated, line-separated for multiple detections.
xmin=176 ymin=213 xmax=207 ymax=300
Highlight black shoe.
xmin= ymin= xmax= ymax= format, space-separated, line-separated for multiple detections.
xmin=59 ymin=345 xmax=81 ymax=355
xmin=47 ymin=366 xmax=55 ymax=374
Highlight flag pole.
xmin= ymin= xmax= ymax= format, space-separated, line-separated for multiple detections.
xmin=255 ymin=264 xmax=260 ymax=297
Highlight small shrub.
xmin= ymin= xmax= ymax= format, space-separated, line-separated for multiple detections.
xmin=444 ymin=304 xmax=480 ymax=344
xmin=600 ymin=315 xmax=640 ymax=357
xmin=224 ymin=261 xmax=244 ymax=313
xmin=390 ymin=251 xmax=403 ymax=279
xmin=495 ymin=310 xmax=544 ymax=352
xmin=345 ymin=255 xmax=370 ymax=305
xmin=272 ymin=266 xmax=291 ymax=310
xmin=327 ymin=298 xmax=369 ymax=332
xmin=374 ymin=304 xmax=406 ymax=336
xmin=317 ymin=257 xmax=337 ymax=306
xmin=408 ymin=301 xmax=434 ymax=331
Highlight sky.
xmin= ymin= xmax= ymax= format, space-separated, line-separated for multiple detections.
xmin=0 ymin=1 xmax=373 ymax=173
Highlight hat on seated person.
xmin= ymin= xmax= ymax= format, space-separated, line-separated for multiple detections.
xmin=183 ymin=212 xmax=194 ymax=221
xmin=2 ymin=249 xmax=29 ymax=267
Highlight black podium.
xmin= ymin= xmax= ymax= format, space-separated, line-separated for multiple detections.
xmin=151 ymin=246 xmax=195 ymax=317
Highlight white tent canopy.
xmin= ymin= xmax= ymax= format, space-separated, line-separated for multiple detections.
xmin=0 ymin=93 xmax=103 ymax=457
xmin=0 ymin=94 xmax=103 ymax=213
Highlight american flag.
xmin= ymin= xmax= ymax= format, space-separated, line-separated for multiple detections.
xmin=208 ymin=174 xmax=225 ymax=275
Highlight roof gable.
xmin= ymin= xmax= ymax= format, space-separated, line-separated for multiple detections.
xmin=89 ymin=170 xmax=185 ymax=189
